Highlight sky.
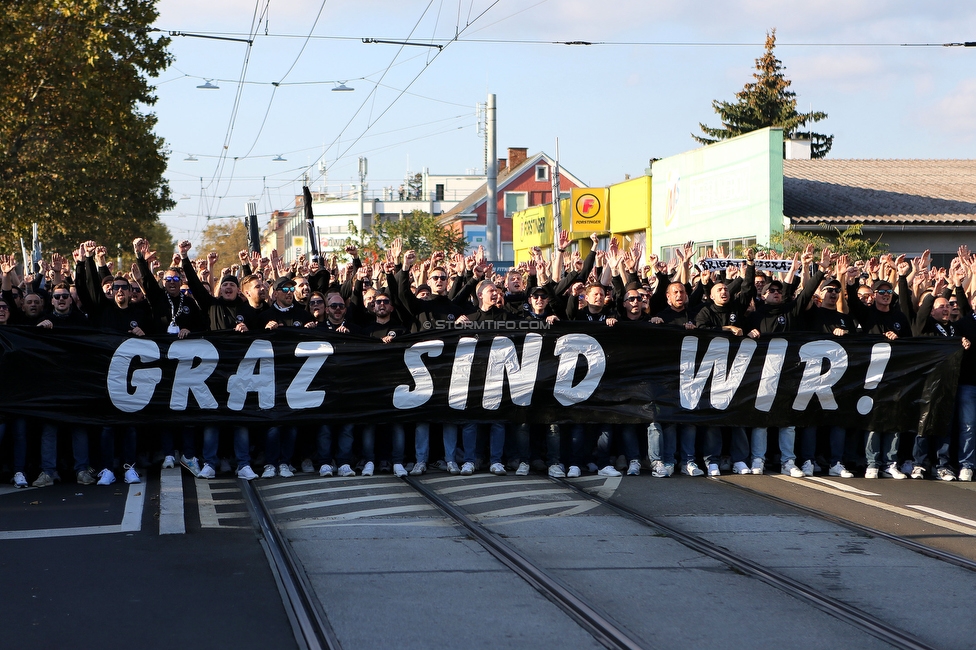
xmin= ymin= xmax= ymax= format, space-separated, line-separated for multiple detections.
xmin=150 ymin=0 xmax=976 ymax=243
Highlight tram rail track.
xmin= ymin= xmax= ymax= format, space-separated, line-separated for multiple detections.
xmin=554 ymin=476 xmax=940 ymax=650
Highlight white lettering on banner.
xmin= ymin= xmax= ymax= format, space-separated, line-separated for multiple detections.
xmin=168 ymin=340 xmax=219 ymax=410
xmin=227 ymin=339 xmax=276 ymax=410
xmin=393 ymin=340 xmax=443 ymax=409
xmin=107 ymin=338 xmax=162 ymax=413
xmin=699 ymin=258 xmax=794 ymax=273
xmin=448 ymin=337 xmax=478 ymax=410
xmin=552 ymin=334 xmax=606 ymax=406
xmin=483 ymin=334 xmax=543 ymax=409
xmin=679 ymin=337 xmax=757 ymax=410
xmin=755 ymin=338 xmax=788 ymax=412
xmin=792 ymin=341 xmax=848 ymax=411
xmin=287 ymin=342 xmax=334 ymax=409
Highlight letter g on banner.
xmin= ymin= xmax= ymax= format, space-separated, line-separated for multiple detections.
xmin=107 ymin=338 xmax=162 ymax=413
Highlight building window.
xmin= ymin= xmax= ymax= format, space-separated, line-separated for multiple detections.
xmin=504 ymin=192 xmax=527 ymax=219
xmin=535 ymin=165 xmax=549 ymax=181
xmin=714 ymin=237 xmax=757 ymax=258
xmin=501 ymin=243 xmax=514 ymax=261
xmin=435 ymin=184 xmax=445 ymax=201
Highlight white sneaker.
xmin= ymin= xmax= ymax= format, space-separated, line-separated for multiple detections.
xmin=627 ymin=460 xmax=641 ymax=476
xmin=566 ymin=465 xmax=581 ymax=478
xmin=782 ymin=460 xmax=804 ymax=478
xmin=97 ymin=469 xmax=116 ymax=486
xmin=911 ymin=466 xmax=926 ymax=480
xmin=751 ymin=459 xmax=765 ymax=475
xmin=598 ymin=465 xmax=622 ymax=477
xmin=682 ymin=462 xmax=704 ymax=477
xmin=124 ymin=464 xmax=140 ymax=484
xmin=180 ymin=455 xmax=201 ymax=477
xmin=337 ymin=464 xmax=356 ymax=477
xmin=362 ymin=461 xmax=375 ymax=477
xmin=707 ymin=463 xmax=720 ymax=477
xmin=162 ymin=455 xmax=176 ymax=469
xmin=279 ymin=464 xmax=294 ymax=478
xmin=447 ymin=461 xmax=461 ymax=475
xmin=664 ymin=464 xmax=675 ymax=477
xmin=865 ymin=467 xmax=879 ymax=479
xmin=237 ymin=465 xmax=258 ymax=481
xmin=883 ymin=462 xmax=907 ymax=479
xmin=516 ymin=462 xmax=530 ymax=476
xmin=393 ymin=463 xmax=408 ymax=477
xmin=733 ymin=461 xmax=751 ymax=475
xmin=410 ymin=462 xmax=427 ymax=476
xmin=319 ymin=464 xmax=334 ymax=477
xmin=960 ymin=467 xmax=973 ymax=482
xmin=460 ymin=462 xmax=474 ymax=476
xmin=197 ymin=463 xmax=216 ymax=479
xmin=301 ymin=458 xmax=315 ymax=473
xmin=261 ymin=464 xmax=276 ymax=479
xmin=829 ymin=462 xmax=854 ymax=478
xmin=801 ymin=460 xmax=814 ymax=477
xmin=12 ymin=472 xmax=28 ymax=488
xmin=490 ymin=462 xmax=507 ymax=476
xmin=650 ymin=461 xmax=667 ymax=477
xmin=548 ymin=464 xmax=566 ymax=478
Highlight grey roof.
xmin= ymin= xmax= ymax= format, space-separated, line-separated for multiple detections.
xmin=784 ymin=159 xmax=976 ymax=225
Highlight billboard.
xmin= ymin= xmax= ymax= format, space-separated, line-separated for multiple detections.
xmin=651 ymin=127 xmax=784 ymax=252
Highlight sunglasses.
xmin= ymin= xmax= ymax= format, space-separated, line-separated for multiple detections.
xmin=164 ymin=276 xmax=181 ymax=282
xmin=328 ymin=302 xmax=346 ymax=309
xmin=53 ymin=293 xmax=71 ymax=300
xmin=309 ymin=298 xmax=325 ymax=305
xmin=429 ymin=275 xmax=448 ymax=281
xmin=876 ymin=289 xmax=894 ymax=295
xmin=531 ymin=294 xmax=549 ymax=299
xmin=766 ymin=287 xmax=783 ymax=294
xmin=949 ymin=301 xmax=958 ymax=306
xmin=624 ymin=296 xmax=641 ymax=302
xmin=823 ymin=288 xmax=839 ymax=294
xmin=130 ymin=286 xmax=142 ymax=293
xmin=0 ymin=305 xmax=8 ymax=311
xmin=373 ymin=298 xmax=391 ymax=305
xmin=112 ymin=284 xmax=131 ymax=291
xmin=180 ymin=288 xmax=192 ymax=295
xmin=362 ymin=280 xmax=373 ymax=287
xmin=278 ymin=286 xmax=296 ymax=293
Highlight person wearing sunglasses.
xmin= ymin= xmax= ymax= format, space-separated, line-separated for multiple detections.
xmin=134 ymin=238 xmax=203 ymax=339
xmin=255 ymin=277 xmax=314 ymax=331
xmin=35 ymin=283 xmax=88 ymax=329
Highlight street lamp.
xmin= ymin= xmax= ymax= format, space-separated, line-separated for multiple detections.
xmin=332 ymin=82 xmax=354 ymax=92
xmin=196 ymin=80 xmax=219 ymax=90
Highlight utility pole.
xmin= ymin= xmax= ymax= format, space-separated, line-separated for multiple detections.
xmin=485 ymin=93 xmax=498 ymax=262
xmin=358 ymin=156 xmax=368 ymax=231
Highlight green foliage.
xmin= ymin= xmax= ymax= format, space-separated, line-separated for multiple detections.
xmin=344 ymin=210 xmax=468 ymax=261
xmin=694 ymin=30 xmax=833 ymax=158
xmin=767 ymin=223 xmax=888 ymax=260
xmin=0 ymin=0 xmax=175 ymax=255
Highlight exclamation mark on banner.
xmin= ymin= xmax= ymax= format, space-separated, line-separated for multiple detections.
xmin=857 ymin=343 xmax=892 ymax=415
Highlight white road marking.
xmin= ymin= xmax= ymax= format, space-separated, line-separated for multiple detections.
xmin=907 ymin=505 xmax=976 ymax=530
xmin=277 ymin=504 xmax=437 ymax=527
xmin=158 ymin=467 xmax=185 ymax=535
xmin=0 ymin=482 xmax=145 ymax=539
xmin=260 ymin=483 xmax=403 ymax=502
xmin=473 ymin=501 xmax=600 ymax=520
xmin=270 ymin=492 xmax=423 ymax=515
xmin=455 ymin=489 xmax=569 ymax=507
xmin=804 ymin=476 xmax=880 ymax=496
xmin=770 ymin=475 xmax=976 ymax=536
xmin=196 ymin=478 xmax=222 ymax=528
xmin=436 ymin=480 xmax=540 ymax=495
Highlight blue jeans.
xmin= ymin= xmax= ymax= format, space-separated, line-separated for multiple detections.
xmin=704 ymin=427 xmax=748 ymax=465
xmin=654 ymin=423 xmax=696 ymax=464
xmin=912 ymin=433 xmax=950 ymax=470
xmin=315 ymin=424 xmax=354 ymax=467
xmin=461 ymin=423 xmax=504 ymax=465
xmin=361 ymin=424 xmax=405 ymax=465
xmin=865 ymin=430 xmax=899 ymax=468
xmin=265 ymin=426 xmax=297 ymax=467
xmin=414 ymin=423 xmax=430 ymax=464
xmin=99 ymin=425 xmax=136 ymax=470
xmin=765 ymin=426 xmax=797 ymax=463
xmin=203 ymin=426 xmax=251 ymax=471
xmin=800 ymin=426 xmax=846 ymax=465
xmin=161 ymin=425 xmax=197 ymax=459
xmin=957 ymin=384 xmax=976 ymax=470
xmin=3 ymin=418 xmax=27 ymax=472
xmin=442 ymin=424 xmax=459 ymax=464
xmin=599 ymin=424 xmax=641 ymax=463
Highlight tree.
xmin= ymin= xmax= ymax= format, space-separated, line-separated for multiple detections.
xmin=0 ymin=1 xmax=175 ymax=255
xmin=345 ymin=210 xmax=469 ymax=261
xmin=767 ymin=223 xmax=887 ymax=259
xmin=694 ymin=30 xmax=833 ymax=158
xmin=196 ymin=220 xmax=248 ymax=266
xmin=406 ymin=173 xmax=423 ymax=200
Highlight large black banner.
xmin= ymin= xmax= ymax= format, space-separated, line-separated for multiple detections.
xmin=0 ymin=323 xmax=962 ymax=435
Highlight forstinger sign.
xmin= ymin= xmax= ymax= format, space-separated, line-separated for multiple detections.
xmin=0 ymin=324 xmax=961 ymax=436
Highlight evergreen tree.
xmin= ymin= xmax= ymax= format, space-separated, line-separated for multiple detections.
xmin=694 ymin=30 xmax=833 ymax=158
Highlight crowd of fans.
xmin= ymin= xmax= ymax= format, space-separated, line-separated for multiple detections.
xmin=0 ymin=231 xmax=973 ymax=489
